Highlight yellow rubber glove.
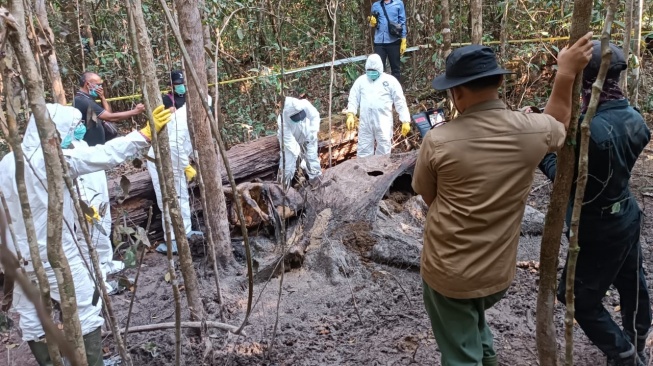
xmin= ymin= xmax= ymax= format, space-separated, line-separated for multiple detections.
xmin=184 ymin=165 xmax=197 ymax=182
xmin=400 ymin=38 xmax=407 ymax=55
xmin=85 ymin=206 xmax=101 ymax=224
xmin=140 ymin=105 xmax=172 ymax=140
xmin=368 ymin=15 xmax=377 ymax=27
xmin=346 ymin=113 xmax=355 ymax=131
xmin=401 ymin=122 xmax=411 ymax=137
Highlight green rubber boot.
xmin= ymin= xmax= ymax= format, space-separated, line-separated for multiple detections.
xmin=30 ymin=327 xmax=103 ymax=366
xmin=27 ymin=339 xmax=53 ymax=366
xmin=482 ymin=355 xmax=499 ymax=366
xmin=83 ymin=327 xmax=103 ymax=366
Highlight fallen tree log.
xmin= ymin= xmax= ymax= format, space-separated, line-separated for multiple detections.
xmin=252 ymin=152 xmax=419 ymax=282
xmin=108 ymin=127 xmax=356 ymax=241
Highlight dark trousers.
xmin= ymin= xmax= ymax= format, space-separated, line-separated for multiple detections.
xmin=557 ymin=217 xmax=651 ymax=358
xmin=374 ymin=40 xmax=401 ymax=81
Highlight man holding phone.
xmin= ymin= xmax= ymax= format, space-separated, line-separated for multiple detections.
xmin=74 ymin=72 xmax=145 ymax=147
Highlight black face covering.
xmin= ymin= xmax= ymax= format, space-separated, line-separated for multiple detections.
xmin=290 ymin=110 xmax=306 ymax=122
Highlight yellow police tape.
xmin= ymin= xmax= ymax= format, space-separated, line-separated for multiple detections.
xmin=82 ymin=35 xmax=582 ymax=104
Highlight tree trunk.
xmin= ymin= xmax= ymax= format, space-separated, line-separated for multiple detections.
xmin=33 ymin=0 xmax=66 ymax=104
xmin=199 ymin=0 xmax=216 ymax=98
xmin=6 ymin=0 xmax=88 ymax=364
xmin=500 ymin=0 xmax=510 ymax=101
xmin=79 ymin=0 xmax=96 ymax=67
xmin=620 ymin=0 xmax=633 ymax=92
xmin=0 ymin=34 xmax=64 ymax=366
xmin=254 ymin=153 xmax=417 ymax=280
xmin=61 ymin=0 xmax=84 ymax=71
xmin=175 ymin=0 xmax=234 ymax=268
xmin=125 ymin=0 xmax=205 ymax=326
xmin=564 ymin=4 xmax=617 ymax=365
xmin=535 ymin=1 xmax=593 ymax=365
xmin=629 ymin=0 xmax=642 ymax=106
xmin=470 ymin=0 xmax=482 ymax=44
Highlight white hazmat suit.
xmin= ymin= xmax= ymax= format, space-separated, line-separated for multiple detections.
xmin=346 ymin=53 xmax=410 ymax=157
xmin=146 ymin=98 xmax=209 ymax=253
xmin=0 ymin=103 xmax=150 ymax=341
xmin=71 ymin=138 xmax=124 ymax=293
xmin=277 ymin=97 xmax=322 ymax=187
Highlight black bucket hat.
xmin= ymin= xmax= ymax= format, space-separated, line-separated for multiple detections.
xmin=432 ymin=45 xmax=514 ymax=90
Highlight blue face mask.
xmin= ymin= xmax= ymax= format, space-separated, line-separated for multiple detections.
xmin=366 ymin=70 xmax=380 ymax=81
xmin=73 ymin=123 xmax=87 ymax=141
xmin=89 ymin=89 xmax=98 ymax=98
xmin=61 ymin=134 xmax=73 ymax=149
xmin=174 ymin=85 xmax=186 ymax=95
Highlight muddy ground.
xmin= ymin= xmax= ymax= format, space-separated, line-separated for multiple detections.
xmin=4 ymin=164 xmax=653 ymax=366
xmin=4 ymin=129 xmax=653 ymax=366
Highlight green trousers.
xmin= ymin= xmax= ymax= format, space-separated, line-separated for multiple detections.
xmin=423 ymin=280 xmax=506 ymax=366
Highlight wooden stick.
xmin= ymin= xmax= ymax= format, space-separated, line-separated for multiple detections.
xmin=102 ymin=321 xmax=244 ymax=337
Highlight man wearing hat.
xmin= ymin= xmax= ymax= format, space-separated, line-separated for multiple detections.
xmin=538 ymin=41 xmax=651 ymax=366
xmin=163 ymin=70 xmax=187 ymax=110
xmin=411 ymin=33 xmax=594 ymax=365
xmin=148 ymin=70 xmax=208 ymax=254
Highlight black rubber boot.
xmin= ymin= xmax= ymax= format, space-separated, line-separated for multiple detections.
xmin=626 ymin=331 xmax=648 ymax=365
xmin=83 ymin=327 xmax=104 ymax=366
xmin=27 ymin=339 xmax=53 ymax=366
xmin=606 ymin=345 xmax=645 ymax=366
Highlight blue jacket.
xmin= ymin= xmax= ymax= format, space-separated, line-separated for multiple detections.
xmin=371 ymin=0 xmax=406 ymax=44
xmin=538 ymin=99 xmax=650 ymax=235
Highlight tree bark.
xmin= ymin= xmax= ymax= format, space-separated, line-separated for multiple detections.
xmin=0 ymin=27 xmax=63 ymax=365
xmin=33 ymin=0 xmax=66 ymax=104
xmin=470 ymin=0 xmax=482 ymax=44
xmin=500 ymin=0 xmax=510 ymax=101
xmin=175 ymin=0 xmax=234 ymax=268
xmin=564 ymin=4 xmax=617 ymax=365
xmin=79 ymin=0 xmax=96 ymax=67
xmin=6 ymin=0 xmax=88 ymax=364
xmin=535 ymin=1 xmax=593 ymax=365
xmin=125 ymin=0 xmax=204 ymax=329
xmin=629 ymin=0 xmax=642 ymax=106
xmin=61 ymin=0 xmax=84 ymax=71
xmin=199 ymin=0 xmax=216 ymax=98
xmin=620 ymin=0 xmax=633 ymax=93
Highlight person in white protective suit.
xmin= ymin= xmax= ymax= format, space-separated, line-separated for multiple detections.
xmin=277 ymin=96 xmax=323 ymax=188
xmin=70 ymin=135 xmax=124 ymax=295
xmin=147 ymin=93 xmax=210 ymax=255
xmin=346 ymin=53 xmax=411 ymax=157
xmin=0 ymin=103 xmax=171 ymax=366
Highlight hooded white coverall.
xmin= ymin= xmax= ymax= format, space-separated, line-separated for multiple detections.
xmin=0 ymin=103 xmax=149 ymax=341
xmin=277 ymin=97 xmax=322 ymax=186
xmin=346 ymin=53 xmax=410 ymax=157
xmin=146 ymin=97 xmax=209 ymax=241
xmin=71 ymin=138 xmax=123 ymax=292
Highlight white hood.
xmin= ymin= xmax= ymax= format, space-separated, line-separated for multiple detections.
xmin=22 ymin=104 xmax=82 ymax=153
xmin=365 ymin=54 xmax=384 ymax=73
xmin=282 ymin=97 xmax=304 ymax=121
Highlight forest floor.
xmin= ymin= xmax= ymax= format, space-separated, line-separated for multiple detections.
xmin=4 ymin=130 xmax=653 ymax=365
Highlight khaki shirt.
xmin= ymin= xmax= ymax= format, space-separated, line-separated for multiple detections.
xmin=412 ymin=100 xmax=565 ymax=299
